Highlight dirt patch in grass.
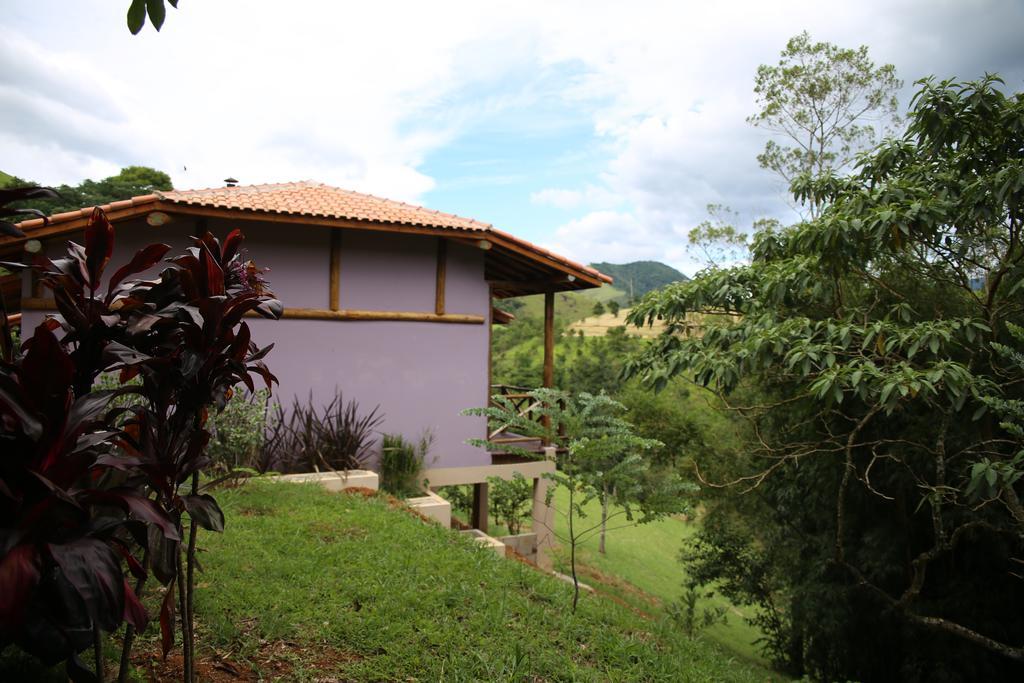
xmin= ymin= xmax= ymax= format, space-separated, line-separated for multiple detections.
xmin=134 ymin=640 xmax=361 ymax=681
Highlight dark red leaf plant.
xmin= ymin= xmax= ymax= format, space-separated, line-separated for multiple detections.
xmin=101 ymin=225 xmax=281 ymax=682
xmin=3 ymin=208 xmax=281 ymax=682
xmin=0 ymin=209 xmax=181 ymax=681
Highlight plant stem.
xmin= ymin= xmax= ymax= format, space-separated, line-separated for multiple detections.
xmin=569 ymin=485 xmax=579 ymax=613
xmin=185 ymin=472 xmax=200 ymax=683
xmin=94 ymin=622 xmax=104 ymax=683
xmin=117 ymin=547 xmax=150 ymax=683
xmin=176 ymin=542 xmax=191 ymax=683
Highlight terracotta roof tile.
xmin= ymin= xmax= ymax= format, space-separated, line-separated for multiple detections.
xmin=159 ymin=181 xmax=493 ymax=233
xmin=157 ymin=182 xmax=610 ymax=283
xmin=8 ymin=181 xmax=611 ymax=285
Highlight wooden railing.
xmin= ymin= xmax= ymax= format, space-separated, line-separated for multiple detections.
xmin=487 ymin=384 xmax=565 ymax=449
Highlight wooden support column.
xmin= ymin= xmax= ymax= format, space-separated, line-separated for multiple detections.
xmin=329 ymin=230 xmax=341 ymax=311
xmin=435 ymin=238 xmax=447 ymax=315
xmin=543 ymin=291 xmax=554 ymax=388
xmin=471 ymin=482 xmax=489 ymax=533
xmin=542 ymin=291 xmax=555 ymax=446
xmin=486 ymin=286 xmax=494 ymax=439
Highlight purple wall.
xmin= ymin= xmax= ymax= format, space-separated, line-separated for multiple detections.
xmin=22 ymin=215 xmax=491 ymax=468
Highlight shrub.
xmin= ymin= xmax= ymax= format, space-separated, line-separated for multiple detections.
xmin=261 ymin=391 xmax=383 ymax=473
xmin=379 ymin=431 xmax=433 ymax=498
xmin=1 ymin=208 xmax=281 ymax=683
xmin=438 ymin=485 xmax=472 ymax=516
xmin=207 ymin=389 xmax=272 ymax=473
xmin=487 ymin=472 xmax=533 ymax=535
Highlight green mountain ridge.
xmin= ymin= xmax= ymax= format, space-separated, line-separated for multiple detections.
xmin=589 ymin=261 xmax=689 ymax=299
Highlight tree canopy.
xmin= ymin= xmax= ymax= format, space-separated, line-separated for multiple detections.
xmin=627 ymin=76 xmax=1024 ymax=678
xmin=4 ymin=166 xmax=172 ymax=218
xmin=749 ymin=31 xmax=902 ymax=215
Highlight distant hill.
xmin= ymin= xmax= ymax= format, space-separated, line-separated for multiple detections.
xmin=589 ymin=261 xmax=688 ymax=299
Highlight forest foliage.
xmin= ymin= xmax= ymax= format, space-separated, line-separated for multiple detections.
xmin=626 ymin=76 xmax=1024 ymax=680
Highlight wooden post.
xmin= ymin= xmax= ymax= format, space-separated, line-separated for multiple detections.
xmin=471 ymin=482 xmax=488 ymax=533
xmin=487 ymin=286 xmax=494 ymax=439
xmin=329 ymin=230 xmax=341 ymax=311
xmin=543 ymin=291 xmax=554 ymax=388
xmin=542 ymin=291 xmax=555 ymax=445
xmin=435 ymin=238 xmax=447 ymax=316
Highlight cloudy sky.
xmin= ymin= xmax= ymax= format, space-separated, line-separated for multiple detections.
xmin=3 ymin=1 xmax=1023 ymax=274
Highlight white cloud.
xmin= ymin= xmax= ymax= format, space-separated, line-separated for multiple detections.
xmin=528 ymin=0 xmax=1024 ymax=274
xmin=3 ymin=0 xmax=1022 ymax=275
xmin=530 ymin=185 xmax=621 ymax=210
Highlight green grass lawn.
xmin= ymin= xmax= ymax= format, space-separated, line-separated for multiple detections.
xmin=541 ymin=488 xmax=770 ymax=668
xmin=472 ymin=486 xmax=771 ymax=671
xmin=112 ymin=480 xmax=771 ymax=681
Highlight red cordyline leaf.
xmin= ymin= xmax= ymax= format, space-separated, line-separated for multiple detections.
xmin=159 ymin=577 xmax=176 ymax=657
xmin=84 ymin=208 xmax=114 ymax=289
xmin=0 ymin=545 xmax=40 ymax=628
xmin=199 ymin=241 xmax=225 ymax=296
xmin=123 ymin=579 xmax=148 ymax=631
xmin=221 ymin=228 xmax=245 ymax=263
xmin=106 ymin=243 xmax=171 ymax=303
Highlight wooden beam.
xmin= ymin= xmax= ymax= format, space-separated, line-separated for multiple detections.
xmin=435 ymin=238 xmax=447 ymax=316
xmin=543 ymin=291 xmax=554 ymax=388
xmin=329 ymin=230 xmax=341 ymax=311
xmin=281 ymin=308 xmax=483 ymax=324
xmin=22 ymin=299 xmax=485 ymax=325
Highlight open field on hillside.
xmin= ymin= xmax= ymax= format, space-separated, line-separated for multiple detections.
xmin=568 ymin=308 xmax=669 ymax=338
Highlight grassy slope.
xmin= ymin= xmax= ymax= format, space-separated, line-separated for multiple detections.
xmin=152 ymin=481 xmax=770 ymax=682
xmin=474 ymin=487 xmax=769 ymax=671
xmin=542 ymin=488 xmax=769 ymax=667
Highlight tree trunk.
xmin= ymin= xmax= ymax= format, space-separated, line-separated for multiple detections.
xmin=569 ymin=486 xmax=580 ymax=613
xmin=598 ymin=488 xmax=609 ymax=555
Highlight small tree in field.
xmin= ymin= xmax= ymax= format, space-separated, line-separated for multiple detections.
xmin=592 ymin=301 xmax=605 ymax=317
xmin=608 ymin=301 xmax=621 ymax=318
xmin=465 ymin=389 xmax=691 ymax=611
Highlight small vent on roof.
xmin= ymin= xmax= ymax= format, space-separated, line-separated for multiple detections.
xmin=224 ymin=177 xmax=238 ymax=187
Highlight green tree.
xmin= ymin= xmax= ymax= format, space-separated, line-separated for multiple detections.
xmin=591 ymin=301 xmax=605 ymax=317
xmin=687 ymin=204 xmax=751 ymax=267
xmin=465 ymin=389 xmax=690 ymax=610
xmin=749 ymin=31 xmax=902 ymax=216
xmin=607 ymin=300 xmax=620 ymax=317
xmin=7 ymin=167 xmax=172 ymax=217
xmin=626 ymin=77 xmax=1024 ymax=678
xmin=487 ymin=472 xmax=534 ymax=535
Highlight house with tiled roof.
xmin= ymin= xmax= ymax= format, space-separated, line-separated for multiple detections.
xmin=3 ymin=181 xmax=611 ymax=565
